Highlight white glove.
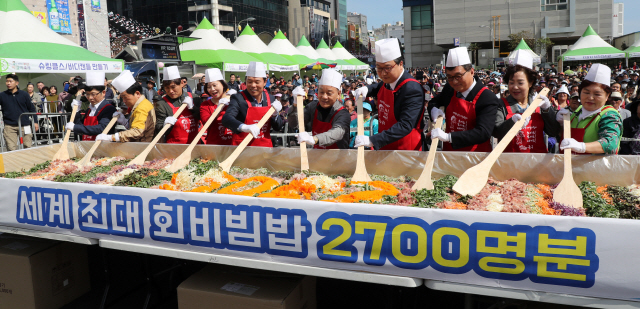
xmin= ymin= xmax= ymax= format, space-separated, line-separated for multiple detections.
xmin=430 ymin=107 xmax=445 ymax=121
xmin=219 ymin=98 xmax=230 ymax=106
xmin=96 ymin=134 xmax=113 ymax=142
xmin=65 ymin=122 xmax=75 ymax=131
xmin=560 ymin=138 xmax=586 ymax=154
xmin=430 ymin=128 xmax=451 ymax=142
xmin=71 ymin=99 xmax=81 ymax=109
xmin=539 ymin=95 xmax=551 ymax=110
xmin=272 ymin=100 xmax=282 ymax=113
xmin=239 ymin=124 xmax=260 ymax=138
xmin=556 ymin=109 xmax=571 ymax=125
xmin=354 ymin=135 xmax=373 ymax=148
xmin=183 ymin=96 xmax=194 ymax=109
xmin=354 ymin=86 xmax=368 ymax=99
xmin=164 ymin=116 xmax=177 ymax=126
xmin=113 ymin=111 xmax=126 ymax=125
xmin=296 ymin=132 xmax=315 ymax=145
xmin=225 ymin=89 xmax=237 ymax=96
xmin=292 ymin=86 xmax=306 ymax=97
xmin=511 ymin=114 xmax=531 ymax=128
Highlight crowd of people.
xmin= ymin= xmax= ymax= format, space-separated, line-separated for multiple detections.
xmin=108 ymin=12 xmax=156 ymax=57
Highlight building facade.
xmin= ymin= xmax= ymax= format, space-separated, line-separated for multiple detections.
xmin=373 ymin=22 xmax=405 ymax=45
xmin=347 ymin=12 xmax=367 ymax=46
xmin=403 ymin=0 xmax=615 ymax=68
xmin=288 ymin=0 xmax=331 ymax=48
xmin=612 ymin=2 xmax=623 ymax=38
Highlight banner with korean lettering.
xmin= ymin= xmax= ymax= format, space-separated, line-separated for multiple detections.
xmin=1 ymin=178 xmax=639 ymax=302
xmin=47 ymin=0 xmax=72 ymax=34
xmin=0 ymin=58 xmax=123 ymax=73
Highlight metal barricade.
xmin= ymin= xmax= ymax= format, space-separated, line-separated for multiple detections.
xmin=17 ymin=112 xmax=71 ymax=150
xmin=270 ymin=115 xmax=378 ymax=148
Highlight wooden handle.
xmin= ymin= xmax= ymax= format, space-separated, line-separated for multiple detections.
xmin=412 ymin=116 xmax=444 ymax=190
xmin=297 ymin=95 xmax=309 ymax=171
xmin=352 ymin=95 xmax=372 ymax=182
xmin=563 ymin=113 xmax=572 ymax=176
xmin=219 ymin=106 xmax=277 ymax=172
xmin=52 ymin=105 xmax=79 ymax=161
xmin=78 ymin=116 xmax=119 ymax=166
xmin=130 ymin=103 xmax=188 ymax=166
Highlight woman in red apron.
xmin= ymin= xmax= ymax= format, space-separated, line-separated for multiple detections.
xmin=200 ymin=68 xmax=233 ymax=145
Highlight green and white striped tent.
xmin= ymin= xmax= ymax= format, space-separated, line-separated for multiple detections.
xmin=0 ymin=0 xmax=123 ymax=75
xmin=296 ymin=36 xmax=333 ymax=65
xmin=315 ymin=39 xmax=354 ymax=70
xmin=267 ymin=30 xmax=315 ymax=69
xmin=506 ymin=39 xmax=541 ymax=65
xmin=331 ymin=41 xmax=369 ymax=70
xmin=180 ymin=17 xmax=260 ymax=73
xmin=560 ymin=25 xmax=625 ymax=62
xmin=233 ymin=25 xmax=298 ymax=72
xmin=626 ymin=40 xmax=640 ymax=59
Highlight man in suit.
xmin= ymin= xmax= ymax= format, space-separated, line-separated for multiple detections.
xmin=222 ymin=61 xmax=283 ymax=147
xmin=611 ymin=91 xmax=631 ymax=121
xmin=352 ymin=38 xmax=424 ymax=150
xmin=65 ymin=71 xmax=116 ymax=141
xmin=428 ymin=47 xmax=500 ymax=152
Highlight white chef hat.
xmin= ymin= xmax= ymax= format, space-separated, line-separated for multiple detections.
xmin=246 ymin=61 xmax=267 ymax=78
xmin=556 ymin=84 xmax=570 ymax=96
xmin=112 ymin=70 xmax=136 ymax=93
xmin=513 ymin=50 xmax=533 ymax=70
xmin=163 ymin=66 xmax=181 ymax=81
xmin=86 ymin=71 xmax=105 ymax=87
xmin=585 ymin=63 xmax=611 ymax=87
xmin=446 ymin=47 xmax=471 ymax=68
xmin=205 ymin=68 xmax=224 ymax=83
xmin=375 ymin=38 xmax=402 ymax=63
xmin=318 ymin=69 xmax=343 ymax=90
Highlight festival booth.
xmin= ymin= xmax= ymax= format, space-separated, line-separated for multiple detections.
xmin=233 ymin=25 xmax=299 ymax=80
xmin=560 ymin=25 xmax=626 ymax=69
xmin=625 ymin=40 xmax=640 ymax=66
xmin=507 ymin=39 xmax=541 ymax=66
xmin=332 ymin=41 xmax=370 ymax=71
xmin=0 ymin=0 xmax=123 ymax=83
xmin=267 ymin=30 xmax=316 ymax=70
xmin=315 ymin=39 xmax=356 ymax=72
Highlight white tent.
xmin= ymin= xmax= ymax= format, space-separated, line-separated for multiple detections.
xmin=233 ymin=25 xmax=298 ymax=72
xmin=506 ymin=39 xmax=541 ymax=65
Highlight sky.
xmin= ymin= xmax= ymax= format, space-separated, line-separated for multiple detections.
xmin=348 ymin=0 xmax=640 ymax=35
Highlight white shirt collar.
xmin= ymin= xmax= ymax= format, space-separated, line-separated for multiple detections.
xmin=461 ymin=79 xmax=477 ymax=99
xmin=390 ymin=73 xmax=403 ymax=90
xmin=579 ymin=106 xmax=604 ymax=121
xmin=88 ymin=100 xmax=103 ymax=116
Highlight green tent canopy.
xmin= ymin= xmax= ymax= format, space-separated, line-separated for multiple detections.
xmin=0 ymin=0 xmax=123 ymax=74
xmin=267 ymin=30 xmax=315 ymax=69
xmin=296 ymin=36 xmax=334 ymax=65
xmin=331 ymin=41 xmax=369 ymax=70
xmin=179 ymin=17 xmax=260 ymax=72
xmin=506 ymin=39 xmax=541 ymax=65
xmin=560 ymin=25 xmax=625 ymax=62
xmin=316 ymin=39 xmax=354 ymax=70
xmin=626 ymin=39 xmax=640 ymax=59
xmin=233 ymin=25 xmax=298 ymax=72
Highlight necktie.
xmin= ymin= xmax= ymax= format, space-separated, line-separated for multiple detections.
xmin=456 ymin=92 xmax=464 ymax=99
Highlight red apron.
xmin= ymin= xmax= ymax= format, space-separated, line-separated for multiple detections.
xmin=377 ymin=79 xmax=423 ymax=151
xmin=443 ymin=88 xmax=492 ymax=152
xmin=202 ymin=98 xmax=233 ymax=145
xmin=231 ymin=91 xmax=273 ymax=147
xmin=502 ymin=98 xmax=547 ymax=153
xmin=164 ymin=94 xmax=198 ymax=144
xmin=569 ymin=106 xmax=615 ymax=155
xmin=312 ymin=106 xmax=345 ymax=149
xmin=81 ymin=103 xmax=109 ymax=141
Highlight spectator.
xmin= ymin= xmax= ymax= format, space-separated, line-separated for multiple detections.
xmin=36 ymin=81 xmax=45 ymax=92
xmin=144 ymin=80 xmax=157 ymax=102
xmin=228 ymin=74 xmax=241 ymax=91
xmin=349 ymin=102 xmax=378 ymax=148
xmin=611 ymin=92 xmax=631 ymax=122
xmin=292 ymin=74 xmax=302 ymax=87
xmin=180 ymin=77 xmax=192 ymax=95
xmin=344 ymin=98 xmax=356 ymax=121
xmin=0 ymin=74 xmax=38 ymax=150
xmin=46 ymin=85 xmax=60 ymax=113
xmin=104 ymin=78 xmax=115 ymax=102
xmin=195 ymin=76 xmax=207 ymax=97
xmin=621 ymin=100 xmax=640 ymax=155
xmin=26 ymin=83 xmax=43 ymax=111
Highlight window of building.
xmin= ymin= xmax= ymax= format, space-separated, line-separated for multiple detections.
xmin=541 ymin=0 xmax=568 ymax=11
xmin=411 ymin=5 xmax=433 ymax=30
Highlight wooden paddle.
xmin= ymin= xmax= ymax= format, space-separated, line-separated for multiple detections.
xmin=351 ymin=95 xmax=372 ymax=182
xmin=52 ymin=105 xmax=78 ymax=161
xmin=552 ymin=113 xmax=583 ymax=208
xmin=218 ymin=106 xmax=277 ymax=173
xmin=77 ymin=116 xmax=119 ymax=166
xmin=129 ymin=103 xmax=188 ymax=166
xmin=452 ymin=88 xmax=550 ymax=196
xmin=165 ymin=100 xmax=228 ymax=173
xmin=412 ymin=116 xmax=444 ymax=190
xmin=296 ymin=95 xmax=309 ymax=171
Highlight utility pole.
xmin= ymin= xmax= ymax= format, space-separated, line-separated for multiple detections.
xmin=491 ymin=15 xmax=501 ymax=70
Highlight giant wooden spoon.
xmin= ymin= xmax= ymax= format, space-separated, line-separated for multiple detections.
xmin=218 ymin=106 xmax=277 ymax=173
xmin=412 ymin=116 xmax=444 ymax=190
xmin=296 ymin=95 xmax=309 ymax=171
xmin=165 ymin=100 xmax=227 ymax=173
xmin=52 ymin=105 xmax=78 ymax=161
xmin=77 ymin=116 xmax=119 ymax=166
xmin=552 ymin=113 xmax=583 ymax=208
xmin=351 ymin=95 xmax=372 ymax=182
xmin=452 ymin=88 xmax=550 ymax=196
xmin=129 ymin=103 xmax=187 ymax=166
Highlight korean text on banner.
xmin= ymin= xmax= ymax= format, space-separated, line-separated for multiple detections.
xmin=47 ymin=0 xmax=72 ymax=34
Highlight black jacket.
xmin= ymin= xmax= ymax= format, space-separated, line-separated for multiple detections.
xmin=73 ymin=100 xmax=116 ymax=136
xmin=223 ymin=91 xmax=284 ymax=134
xmin=366 ymin=71 xmax=424 ymax=150
xmin=0 ymin=89 xmax=36 ymax=126
xmin=155 ymin=93 xmax=202 ymax=137
xmin=621 ymin=101 xmax=640 ymax=155
xmin=428 ymin=78 xmax=499 ymax=150
xmin=304 ymin=100 xmax=351 ymax=149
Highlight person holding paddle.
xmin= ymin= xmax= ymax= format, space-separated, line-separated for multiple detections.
xmin=155 ymin=66 xmax=201 ymax=144
xmin=557 ymin=64 xmax=622 ymax=154
xmin=492 ymin=50 xmax=560 ymax=153
xmin=97 ymin=70 xmax=155 ymax=143
xmin=222 ymin=62 xmax=283 ymax=147
xmin=428 ymin=47 xmax=499 ymax=152
xmin=295 ymin=69 xmax=351 ymax=149
xmin=200 ymin=68 xmax=235 ymax=145
xmin=66 ymin=71 xmax=116 ymax=141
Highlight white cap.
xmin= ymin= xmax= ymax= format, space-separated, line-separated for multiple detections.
xmin=446 ymin=47 xmax=471 ymax=68
xmin=375 ymin=38 xmax=402 ymax=63
xmin=585 ymin=63 xmax=611 ymax=87
xmin=205 ymin=68 xmax=224 ymax=83
xmin=318 ymin=69 xmax=343 ymax=90
xmin=246 ymin=61 xmax=267 ymax=78
xmin=513 ymin=50 xmax=533 ymax=70
xmin=556 ymin=84 xmax=570 ymax=96
xmin=163 ymin=66 xmax=181 ymax=81
xmin=86 ymin=71 xmax=105 ymax=87
xmin=112 ymin=70 xmax=136 ymax=93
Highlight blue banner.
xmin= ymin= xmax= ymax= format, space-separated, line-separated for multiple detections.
xmin=91 ymin=0 xmax=101 ymax=12
xmin=47 ymin=0 xmax=72 ymax=34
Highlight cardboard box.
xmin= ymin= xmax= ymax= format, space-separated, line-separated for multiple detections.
xmin=0 ymin=234 xmax=91 ymax=309
xmin=178 ymin=265 xmax=316 ymax=309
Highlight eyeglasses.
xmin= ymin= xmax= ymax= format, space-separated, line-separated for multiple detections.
xmin=375 ymin=63 xmax=397 ymax=74
xmin=85 ymin=92 xmax=102 ymax=98
xmin=446 ymin=69 xmax=470 ymax=83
